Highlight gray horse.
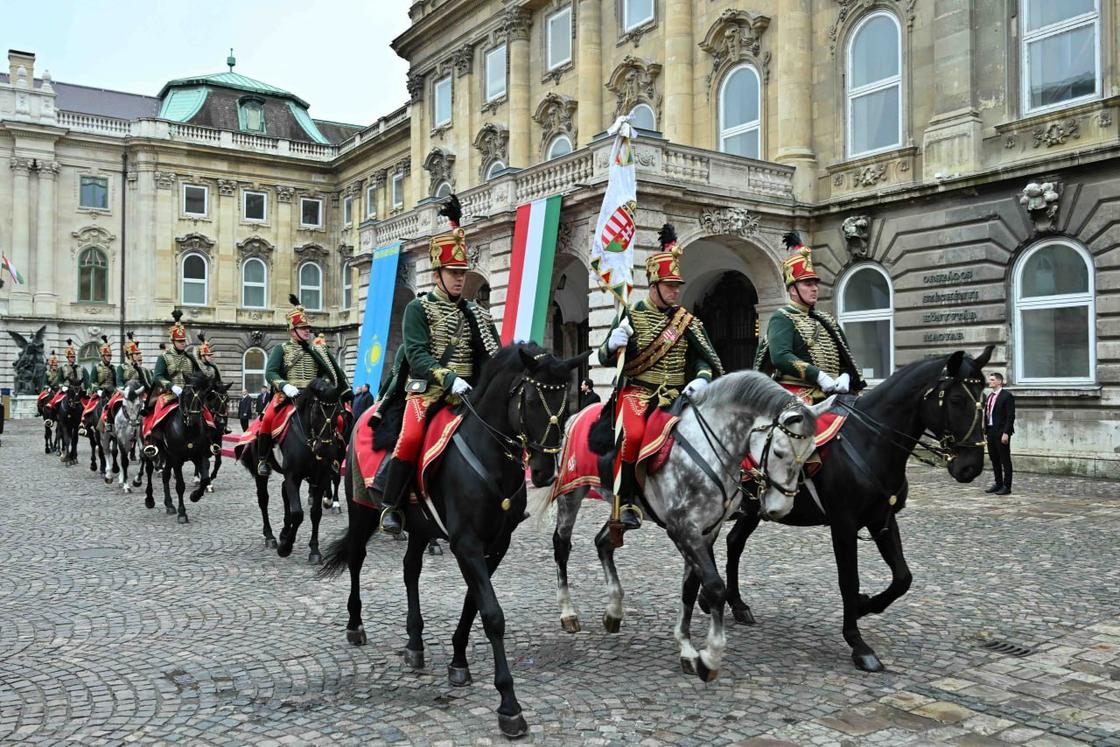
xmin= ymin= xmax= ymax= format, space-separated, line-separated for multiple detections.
xmin=99 ymin=381 xmax=146 ymax=493
xmin=531 ymin=370 xmax=832 ymax=681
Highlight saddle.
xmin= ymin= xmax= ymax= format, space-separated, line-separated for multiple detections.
xmin=233 ymin=398 xmax=346 ymax=462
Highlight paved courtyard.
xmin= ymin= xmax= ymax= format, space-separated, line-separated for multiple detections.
xmin=0 ymin=418 xmax=1118 ymax=746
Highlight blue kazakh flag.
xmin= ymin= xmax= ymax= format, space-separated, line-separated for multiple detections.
xmin=354 ymin=241 xmax=402 ymax=390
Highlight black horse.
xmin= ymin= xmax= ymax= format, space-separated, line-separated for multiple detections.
xmin=56 ymin=372 xmax=85 ymax=466
xmin=238 ymin=377 xmax=345 ymax=561
xmin=321 ymin=343 xmax=585 ymax=739
xmin=195 ymin=382 xmax=233 ymax=493
xmin=38 ymin=389 xmax=62 ymax=455
xmin=711 ymin=347 xmax=991 ymax=672
xmin=80 ymin=393 xmax=109 ymax=475
xmin=147 ymin=373 xmax=214 ymax=523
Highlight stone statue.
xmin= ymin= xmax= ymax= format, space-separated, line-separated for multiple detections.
xmin=9 ymin=325 xmax=48 ymax=395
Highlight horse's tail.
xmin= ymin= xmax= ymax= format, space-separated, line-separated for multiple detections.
xmin=526 ymin=483 xmax=556 ymax=531
xmin=318 ymin=526 xmax=351 ymax=578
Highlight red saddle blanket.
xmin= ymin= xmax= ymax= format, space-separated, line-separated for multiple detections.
xmin=233 ymin=403 xmax=348 ymax=461
xmin=81 ymin=396 xmax=99 ymax=418
xmin=38 ymin=390 xmax=50 ymax=404
xmin=142 ymin=399 xmax=215 ymax=438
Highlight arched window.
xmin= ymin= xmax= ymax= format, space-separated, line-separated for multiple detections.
xmin=242 ymin=347 xmax=267 ymax=393
xmin=629 ymin=103 xmax=656 ymax=131
xmin=78 ymin=341 xmax=100 ymax=378
xmin=838 ymin=264 xmax=894 ymax=382
xmin=181 ymin=252 xmax=208 ymax=306
xmin=299 ymin=262 xmax=323 ymax=311
xmin=546 ymin=134 xmax=573 ymax=160
xmin=846 ymin=11 xmax=902 ymax=157
xmin=485 ymin=160 xmax=506 ymax=180
xmin=1014 ymin=240 xmax=1095 ymax=384
xmin=434 ymin=181 xmax=453 ymax=198
xmin=241 ymin=257 xmax=267 ymax=309
xmin=718 ymin=64 xmax=761 ymax=158
xmin=78 ymin=247 xmax=108 ymax=303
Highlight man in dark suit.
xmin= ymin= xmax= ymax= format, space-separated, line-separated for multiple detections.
xmin=352 ymin=383 xmax=374 ymax=421
xmin=237 ymin=389 xmax=254 ymax=432
xmin=256 ymin=386 xmax=270 ymax=416
xmin=578 ymin=378 xmax=601 ymax=410
xmin=984 ymin=372 xmax=1015 ymax=495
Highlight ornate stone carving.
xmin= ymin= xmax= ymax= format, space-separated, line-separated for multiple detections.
xmin=474 ymin=123 xmax=509 ymax=180
xmin=276 ymin=185 xmax=295 ymax=203
xmin=248 ymin=330 xmax=265 ymax=346
xmin=532 ymin=94 xmax=578 ymax=151
xmin=1019 ymin=181 xmax=1061 ymax=234
xmin=452 ymin=43 xmax=475 ymax=78
xmin=154 ymin=171 xmax=176 ymax=190
xmin=605 ymin=56 xmax=662 ymax=120
xmin=502 ymin=7 xmax=532 ymax=42
xmin=394 ymin=158 xmax=412 ymax=177
xmin=1033 ymin=119 xmax=1080 ymax=148
xmin=556 ymin=222 xmax=573 ymax=255
xmin=467 ymin=244 xmax=482 ymax=268
xmin=217 ymin=179 xmax=236 ymax=197
xmin=9 ymin=157 xmax=33 ymax=174
xmin=406 ymin=71 xmax=425 ymax=103
xmin=338 ymin=243 xmax=355 ymax=260
xmin=72 ymin=225 xmax=116 ymax=248
xmin=699 ymin=207 xmax=760 ymax=238
xmin=175 ymin=232 xmax=216 ymax=258
xmin=699 ymin=10 xmax=771 ymax=90
xmin=829 ymin=0 xmax=916 ymax=56
xmin=619 ymin=15 xmax=656 ymax=47
xmin=841 ymin=215 xmax=871 ymax=258
xmin=345 ymin=181 xmax=364 ymax=198
xmin=1098 ymin=111 xmax=1112 ymax=128
xmin=371 ymin=170 xmax=388 ymax=188
xmin=236 ymin=236 xmax=275 ymax=263
xmin=422 ymin=148 xmax=456 ymax=195
xmin=37 ymin=160 xmax=62 ymax=177
xmin=397 ymin=258 xmax=414 ymax=289
xmin=294 ymin=242 xmax=329 ymax=260
xmin=856 ymin=164 xmax=887 ymax=186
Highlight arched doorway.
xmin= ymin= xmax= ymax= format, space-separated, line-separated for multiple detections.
xmin=548 ymin=255 xmax=591 ymax=388
xmin=694 ymin=272 xmax=759 ymax=371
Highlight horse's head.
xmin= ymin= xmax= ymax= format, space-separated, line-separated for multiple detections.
xmin=917 ymin=346 xmax=992 ymax=483
xmin=180 ymin=372 xmax=211 ymax=426
xmin=121 ymin=381 xmax=146 ymax=431
xmin=512 ymin=346 xmax=589 ymax=488
xmin=301 ymin=376 xmax=343 ymax=463
xmin=206 ymin=381 xmax=234 ymax=423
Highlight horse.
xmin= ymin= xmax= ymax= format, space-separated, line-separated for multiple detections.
xmin=55 ymin=373 xmax=85 ymax=467
xmin=38 ymin=389 xmax=62 ymax=455
xmin=320 ymin=343 xmax=586 ymax=739
xmin=237 ymin=377 xmax=345 ymax=561
xmin=146 ymin=373 xmax=214 ymax=523
xmin=533 ymin=370 xmax=829 ymax=682
xmin=712 ymin=347 xmax=992 ymax=673
xmin=80 ymin=392 xmax=110 ymax=475
xmin=98 ymin=381 xmax=146 ymax=493
xmin=195 ymin=381 xmax=233 ymax=493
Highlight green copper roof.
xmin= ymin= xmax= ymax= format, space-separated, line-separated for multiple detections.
xmin=158 ymin=86 xmax=208 ymax=122
xmin=287 ymin=101 xmax=330 ymax=145
xmin=158 ymin=71 xmax=310 ymax=108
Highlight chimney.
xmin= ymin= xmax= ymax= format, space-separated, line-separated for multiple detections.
xmin=9 ymin=49 xmax=35 ymax=82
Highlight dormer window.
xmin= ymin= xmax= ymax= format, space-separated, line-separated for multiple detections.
xmin=239 ymin=97 xmax=265 ymax=133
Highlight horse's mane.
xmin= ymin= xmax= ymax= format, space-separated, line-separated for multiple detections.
xmin=855 ymin=355 xmax=949 ymax=411
xmin=692 ymin=370 xmax=800 ymax=418
xmin=470 ymin=342 xmax=549 ymax=400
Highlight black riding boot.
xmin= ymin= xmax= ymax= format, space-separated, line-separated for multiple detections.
xmin=257 ymin=433 xmax=273 ymax=477
xmin=617 ymin=461 xmax=643 ymax=530
xmin=378 ymin=457 xmax=414 ymax=536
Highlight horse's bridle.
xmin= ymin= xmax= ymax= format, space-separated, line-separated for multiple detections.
xmin=301 ymin=394 xmax=342 ymax=463
xmin=741 ymin=398 xmax=813 ymax=502
xmin=920 ymin=370 xmax=986 ymax=460
xmin=179 ymin=385 xmax=205 ymax=427
xmin=459 ymin=369 xmax=571 ymax=464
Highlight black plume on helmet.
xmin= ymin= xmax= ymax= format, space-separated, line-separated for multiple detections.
xmin=439 ymin=194 xmax=462 ymax=227
xmin=782 ymin=231 xmax=803 ymax=250
xmin=658 ymin=223 xmax=678 ymax=249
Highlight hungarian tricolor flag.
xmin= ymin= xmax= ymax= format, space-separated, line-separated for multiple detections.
xmin=590 ymin=117 xmax=637 ymax=304
xmin=500 ymin=194 xmax=562 ymax=344
xmin=1 ymin=254 xmax=25 ymax=285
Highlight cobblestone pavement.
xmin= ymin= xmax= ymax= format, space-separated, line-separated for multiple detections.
xmin=1 ymin=419 xmax=1118 ymax=746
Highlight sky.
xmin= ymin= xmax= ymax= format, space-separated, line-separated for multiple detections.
xmin=4 ymin=0 xmax=413 ymax=126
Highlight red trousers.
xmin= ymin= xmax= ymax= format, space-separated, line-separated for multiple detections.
xmin=618 ymin=385 xmax=654 ymax=463
xmin=259 ymin=396 xmax=291 ymax=435
xmin=392 ymin=394 xmax=433 ymax=462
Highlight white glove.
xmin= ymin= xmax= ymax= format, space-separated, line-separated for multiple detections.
xmin=171 ymin=385 xmax=183 ymax=397
xmin=834 ymin=372 xmax=851 ymax=394
xmin=61 ymin=386 xmax=69 ymax=392
xmin=282 ymin=384 xmax=299 ymax=399
xmin=682 ymin=378 xmax=709 ymax=399
xmin=451 ymin=377 xmax=472 ymax=396
xmin=816 ymin=371 xmax=838 ymax=394
xmin=607 ymin=319 xmax=634 ymax=353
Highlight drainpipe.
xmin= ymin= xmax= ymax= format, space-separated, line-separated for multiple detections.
xmin=120 ymin=151 xmax=127 ymax=351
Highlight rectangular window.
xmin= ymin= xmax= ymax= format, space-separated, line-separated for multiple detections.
xmin=391 ymin=173 xmax=404 ymax=209
xmin=485 ymin=45 xmax=507 ymax=101
xmin=183 ymin=184 xmax=208 ymax=217
xmin=342 ymin=265 xmax=353 ymax=309
xmin=366 ymin=184 xmax=377 ymax=219
xmin=1022 ymin=0 xmax=1099 ymax=113
xmin=623 ymin=0 xmax=654 ymax=31
xmin=79 ymin=176 xmax=109 ymax=210
xmin=433 ymin=76 xmax=452 ymax=127
xmin=300 ymin=197 xmax=323 ymax=228
xmin=243 ymin=190 xmax=267 ymax=222
xmin=343 ymin=195 xmax=353 ymax=226
xmin=547 ymin=8 xmax=572 ymax=70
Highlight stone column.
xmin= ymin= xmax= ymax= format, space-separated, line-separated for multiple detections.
xmin=216 ymin=179 xmax=237 ymax=321
xmin=153 ymin=171 xmax=176 ymax=303
xmin=576 ymin=0 xmax=603 ymax=141
xmin=33 ymin=161 xmax=59 ymax=315
xmin=663 ymin=0 xmax=694 ymax=143
xmin=9 ymin=157 xmax=33 ymax=313
xmin=454 ymin=47 xmax=474 ymax=183
xmin=505 ymin=8 xmax=532 ymax=167
xmin=922 ymin=0 xmax=981 ymax=179
xmin=131 ymin=163 xmax=158 ymax=319
xmin=774 ymin=0 xmax=817 ymax=202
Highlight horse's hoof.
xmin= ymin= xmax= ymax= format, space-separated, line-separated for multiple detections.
xmin=497 ymin=711 xmax=529 ymax=739
xmin=447 ymin=664 xmax=472 ymax=687
xmin=332 ymin=504 xmax=342 ymax=515
xmin=308 ymin=551 xmax=323 ymax=565
xmin=852 ymin=651 xmax=885 ymax=672
xmin=560 ymin=616 xmax=581 ymax=634
xmin=165 ymin=505 xmax=176 ymax=515
xmin=680 ymin=657 xmax=696 ymax=675
xmin=695 ymin=658 xmax=719 ymax=683
xmin=131 ymin=478 xmax=142 ymax=488
xmin=277 ymin=542 xmax=293 ymax=558
xmin=188 ymin=488 xmax=205 ymax=503
xmin=346 ymin=626 xmax=367 ymax=646
xmin=177 ymin=514 xmax=189 ymax=525
xmin=428 ymin=542 xmax=443 ymax=556
xmin=265 ymin=537 xmax=278 ymax=549
xmin=89 ymin=463 xmax=97 ymax=472
xmin=404 ymin=648 xmax=425 ymax=669
xmin=145 ymin=498 xmax=154 ymax=509
xmin=731 ymin=603 xmax=756 ymax=625
xmin=122 ymin=486 xmax=132 ymax=494
xmin=206 ymin=485 xmax=214 ymax=494
xmin=602 ymin=613 xmax=622 ymax=634
xmin=104 ymin=477 xmax=113 ymax=485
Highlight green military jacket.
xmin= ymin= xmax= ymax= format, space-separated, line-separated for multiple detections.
xmin=43 ymin=366 xmax=60 ymax=393
xmin=117 ymin=361 xmax=154 ymax=389
xmin=154 ymin=348 xmax=202 ymax=389
xmin=755 ymin=302 xmax=865 ymax=392
xmin=398 ymin=288 xmax=501 ymax=399
xmin=265 ymin=340 xmax=349 ymax=394
xmin=198 ymin=357 xmax=223 ymax=385
xmin=54 ymin=362 xmax=90 ymax=390
xmin=93 ymin=360 xmax=117 ymax=392
xmin=598 ymin=298 xmax=724 ymax=397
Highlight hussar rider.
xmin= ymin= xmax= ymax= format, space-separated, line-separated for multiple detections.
xmin=598 ymin=224 xmax=724 ymax=530
xmin=118 ymin=332 xmax=154 ymax=390
xmin=756 ymin=231 xmax=864 ymax=402
xmin=143 ymin=310 xmax=203 ymax=455
xmin=255 ymin=295 xmax=350 ymax=476
xmin=195 ymin=333 xmax=224 ymax=386
xmin=54 ymin=339 xmax=90 ymax=390
xmin=375 ymin=194 xmax=501 ymax=536
xmin=89 ymin=335 xmax=118 ymax=429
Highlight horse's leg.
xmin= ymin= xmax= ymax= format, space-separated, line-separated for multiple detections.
xmin=89 ymin=431 xmax=98 ymax=472
xmin=674 ymin=561 xmax=703 ymax=674
xmin=143 ymin=457 xmax=155 ymax=508
xmin=208 ymin=450 xmax=222 ymax=492
xmin=118 ymin=440 xmax=130 ymax=493
xmin=344 ymin=505 xmax=378 ymax=645
xmin=174 ymin=463 xmax=189 ymax=523
xmin=451 ymin=535 xmax=526 ymax=738
xmin=449 ymin=535 xmax=510 ymax=688
xmin=830 ymin=523 xmax=883 ymax=672
xmin=553 ymin=490 xmax=584 ymax=633
xmin=402 ymin=529 xmax=427 ymax=668
xmin=256 ymin=472 xmax=276 ymax=548
xmin=594 ymin=520 xmax=625 ymax=632
xmin=307 ymin=478 xmax=324 ymax=564
xmin=718 ymin=512 xmax=760 ymax=625
xmin=277 ymin=473 xmax=304 ymax=558
xmin=680 ymin=541 xmax=727 ymax=682
xmin=43 ymin=424 xmax=51 ymax=454
xmin=162 ymin=459 xmax=175 ymax=514
xmin=188 ymin=453 xmax=209 ymax=503
xmin=859 ymin=514 xmax=912 ymax=617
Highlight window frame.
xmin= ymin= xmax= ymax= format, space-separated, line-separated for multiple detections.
xmin=1013 ymin=238 xmax=1097 ymax=386
xmin=242 ymin=347 xmax=267 ymax=394
xmin=628 ymin=103 xmax=657 ymax=132
xmin=342 ymin=263 xmax=353 ymax=310
xmin=485 ymin=160 xmax=507 ymax=180
xmin=299 ymin=196 xmax=324 ymax=229
xmin=343 ymin=195 xmax=354 ymax=227
xmin=546 ymin=134 xmax=574 ymax=160
xmin=622 ymin=0 xmax=654 ymax=32
xmin=365 ymin=184 xmax=377 ymax=219
xmin=547 ymin=7 xmax=573 ymax=71
xmin=180 ymin=251 xmax=209 ymax=307
xmin=182 ymin=183 xmax=209 ymax=218
xmin=239 ymin=97 xmax=266 ymax=134
xmin=1020 ymin=0 xmax=1101 ymax=116
xmin=79 ymin=175 xmax=109 ymax=211
xmin=837 ymin=263 xmax=895 ymax=384
xmin=845 ymin=10 xmax=904 ymax=159
xmin=433 ymin=181 xmax=453 ymax=198
xmin=241 ymin=257 xmax=268 ymax=309
xmin=242 ymin=189 xmax=268 ymax=222
xmin=298 ymin=261 xmax=324 ymax=311
xmin=391 ymin=172 xmax=405 ymax=209
xmin=485 ymin=44 xmax=508 ymax=102
xmin=77 ymin=246 xmax=109 ymax=303
xmin=718 ymin=63 xmax=762 ymax=159
xmin=433 ymin=75 xmax=453 ymax=127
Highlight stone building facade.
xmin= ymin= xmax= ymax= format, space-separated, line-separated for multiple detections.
xmin=2 ymin=1 xmax=1117 ymax=476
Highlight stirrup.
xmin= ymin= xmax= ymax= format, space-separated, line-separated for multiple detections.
xmin=257 ymin=459 xmax=272 ymax=477
xmin=379 ymin=507 xmax=405 ymax=535
xmin=210 ymin=443 xmax=221 ymax=456
xmin=78 ymin=426 xmax=88 ymax=437
xmin=618 ymin=503 xmax=644 ymax=529
xmin=142 ymin=444 xmax=159 ymax=458
xmin=44 ymin=419 xmax=54 ymax=428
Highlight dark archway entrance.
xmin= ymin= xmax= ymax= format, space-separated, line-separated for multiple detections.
xmin=694 ymin=271 xmax=759 ymax=372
